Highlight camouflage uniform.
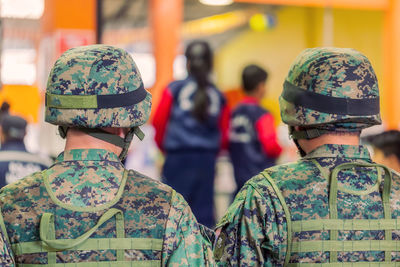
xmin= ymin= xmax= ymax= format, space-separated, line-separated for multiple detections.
xmin=215 ymin=48 xmax=400 ymax=266
xmin=0 ymin=45 xmax=214 ymax=266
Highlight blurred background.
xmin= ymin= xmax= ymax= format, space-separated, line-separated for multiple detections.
xmin=1 ymin=0 xmax=399 ymax=220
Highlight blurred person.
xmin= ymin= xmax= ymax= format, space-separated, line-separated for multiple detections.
xmin=363 ymin=130 xmax=400 ymax=172
xmin=229 ymin=64 xmax=282 ymax=196
xmin=0 ymin=102 xmax=10 ymax=120
xmin=0 ymin=45 xmax=214 ymax=266
xmin=153 ymin=40 xmax=229 ymax=228
xmin=0 ymin=114 xmax=51 ymax=188
xmin=215 ymin=48 xmax=400 ymax=265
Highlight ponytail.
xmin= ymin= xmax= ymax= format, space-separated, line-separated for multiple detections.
xmin=185 ymin=41 xmax=213 ymax=123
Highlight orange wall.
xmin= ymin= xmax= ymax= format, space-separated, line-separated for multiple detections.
xmin=0 ymin=85 xmax=41 ymax=123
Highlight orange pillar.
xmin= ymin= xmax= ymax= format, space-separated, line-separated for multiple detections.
xmin=150 ymin=0 xmax=183 ymax=114
xmin=42 ymin=0 xmax=96 ymax=61
xmin=383 ymin=0 xmax=400 ymax=129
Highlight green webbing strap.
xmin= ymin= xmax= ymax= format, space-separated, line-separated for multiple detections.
xmin=40 ymin=208 xmax=123 ymax=250
xmin=115 ymin=212 xmax=125 ymax=261
xmin=133 ymin=127 xmax=145 ymax=141
xmin=261 ymin=172 xmax=293 ymax=266
xmin=18 ymin=260 xmax=161 ymax=267
xmin=0 ymin=207 xmax=10 ymax=245
xmin=292 ymin=219 xmax=400 ymax=232
xmin=329 ymin=164 xmax=340 ymax=262
xmin=291 ymin=240 xmax=400 ymax=252
xmin=286 ymin=262 xmax=400 ymax=267
xmin=328 ymin=163 xmax=393 ymax=262
xmin=46 ymin=93 xmax=98 ymax=109
xmin=12 ymin=238 xmax=163 ymax=255
xmin=40 ymin=213 xmax=57 ymax=264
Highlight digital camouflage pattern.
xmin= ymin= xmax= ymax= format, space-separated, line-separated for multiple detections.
xmin=215 ymin=144 xmax=400 ymax=266
xmin=45 ymin=45 xmax=152 ymax=128
xmin=0 ymin=227 xmax=13 ymax=265
xmin=0 ymin=149 xmax=214 ymax=266
xmin=279 ymin=47 xmax=381 ymax=131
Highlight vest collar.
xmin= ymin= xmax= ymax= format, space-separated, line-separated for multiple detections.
xmin=303 ymin=144 xmax=371 ymax=161
xmin=56 ymin=149 xmax=120 ymax=162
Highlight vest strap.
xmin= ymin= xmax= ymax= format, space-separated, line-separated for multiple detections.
xmin=41 ymin=213 xmax=56 ymax=264
xmin=328 ymin=163 xmax=393 ymax=262
xmin=291 ymin=240 xmax=400 ymax=253
xmin=40 ymin=208 xmax=124 ymax=250
xmin=261 ymin=172 xmax=293 ymax=266
xmin=17 ymin=260 xmax=161 ymax=267
xmin=286 ymin=263 xmax=400 ymax=267
xmin=116 ymin=212 xmax=125 ymax=261
xmin=12 ymin=237 xmax=163 ymax=255
xmin=292 ymin=218 xmax=400 ymax=232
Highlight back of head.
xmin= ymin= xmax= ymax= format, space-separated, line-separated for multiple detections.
xmin=242 ymin=64 xmax=268 ymax=94
xmin=1 ymin=114 xmax=27 ymax=142
xmin=279 ymin=47 xmax=381 ymax=140
xmin=45 ymin=44 xmax=151 ymax=160
xmin=185 ymin=41 xmax=213 ymax=122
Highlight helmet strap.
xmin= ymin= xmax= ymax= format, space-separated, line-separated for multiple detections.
xmin=289 ymin=126 xmax=330 ymax=140
xmin=58 ymin=126 xmax=69 ymax=139
xmin=80 ymin=127 xmax=145 ymax=161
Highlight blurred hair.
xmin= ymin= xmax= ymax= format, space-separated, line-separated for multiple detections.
xmin=0 ymin=102 xmax=10 ymax=114
xmin=242 ymin=64 xmax=268 ymax=94
xmin=1 ymin=114 xmax=27 ymax=142
xmin=363 ymin=130 xmax=400 ymax=160
xmin=185 ymin=41 xmax=213 ymax=123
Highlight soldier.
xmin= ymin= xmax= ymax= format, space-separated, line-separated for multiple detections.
xmin=0 ymin=45 xmax=214 ymax=266
xmin=0 ymin=114 xmax=51 ymax=188
xmin=214 ymin=47 xmax=400 ymax=265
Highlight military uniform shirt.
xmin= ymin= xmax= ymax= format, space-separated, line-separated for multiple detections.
xmin=215 ymin=144 xmax=400 ymax=266
xmin=0 ymin=149 xmax=214 ymax=266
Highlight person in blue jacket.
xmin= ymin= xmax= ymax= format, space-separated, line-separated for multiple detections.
xmin=0 ymin=114 xmax=51 ymax=188
xmin=229 ymin=64 xmax=282 ymax=196
xmin=153 ymin=41 xmax=229 ymax=227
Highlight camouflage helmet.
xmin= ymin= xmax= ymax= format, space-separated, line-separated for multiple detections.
xmin=279 ymin=47 xmax=381 ymax=139
xmin=45 ymin=44 xmax=151 ymax=159
xmin=45 ymin=44 xmax=151 ymax=129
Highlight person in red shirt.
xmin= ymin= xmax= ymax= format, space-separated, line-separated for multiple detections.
xmin=229 ymin=64 xmax=282 ymax=195
xmin=152 ymin=41 xmax=229 ymax=227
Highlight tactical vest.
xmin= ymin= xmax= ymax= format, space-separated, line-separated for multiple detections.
xmin=0 ymin=169 xmax=173 ymax=266
xmin=263 ymin=161 xmax=400 ymax=266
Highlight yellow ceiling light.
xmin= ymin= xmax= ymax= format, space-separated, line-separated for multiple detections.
xmin=183 ymin=10 xmax=252 ymax=37
xmin=199 ymin=0 xmax=233 ymax=6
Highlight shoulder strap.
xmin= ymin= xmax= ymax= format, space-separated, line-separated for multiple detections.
xmin=0 ymin=206 xmax=10 ymax=245
xmin=260 ymin=171 xmax=293 ymax=266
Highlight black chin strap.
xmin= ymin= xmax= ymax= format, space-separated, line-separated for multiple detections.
xmin=58 ymin=126 xmax=145 ymax=161
xmin=289 ymin=126 xmax=330 ymax=140
xmin=288 ymin=126 xmax=309 ymax=157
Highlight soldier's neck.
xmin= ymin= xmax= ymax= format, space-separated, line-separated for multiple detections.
xmin=298 ymin=134 xmax=360 ymax=155
xmin=64 ymin=128 xmax=123 ymax=156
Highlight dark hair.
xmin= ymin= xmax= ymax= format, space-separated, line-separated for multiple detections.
xmin=185 ymin=41 xmax=213 ymax=123
xmin=363 ymin=130 xmax=400 ymax=160
xmin=0 ymin=102 xmax=10 ymax=113
xmin=1 ymin=114 xmax=27 ymax=142
xmin=242 ymin=64 xmax=268 ymax=93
